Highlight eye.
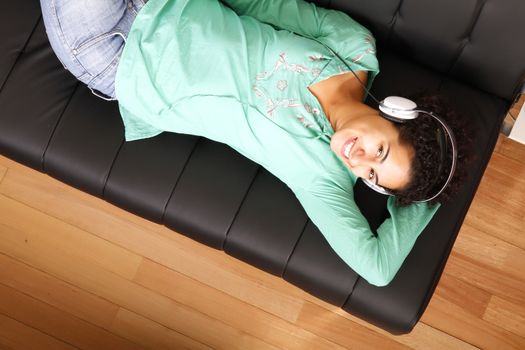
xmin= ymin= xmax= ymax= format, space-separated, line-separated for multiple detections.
xmin=368 ymin=168 xmax=375 ymax=181
xmin=376 ymin=145 xmax=384 ymax=158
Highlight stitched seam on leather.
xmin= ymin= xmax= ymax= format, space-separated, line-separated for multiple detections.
xmin=281 ymin=218 xmax=309 ymax=278
xmin=0 ymin=15 xmax=41 ymax=94
xmin=42 ymin=82 xmax=81 ymax=173
xmin=101 ymin=137 xmax=125 ymax=199
xmin=160 ymin=136 xmax=202 ymax=224
xmin=445 ymin=0 xmax=488 ymax=76
xmin=341 ymin=273 xmax=360 ymax=308
xmin=221 ymin=165 xmax=261 ymax=251
xmin=385 ymin=0 xmax=404 ymax=44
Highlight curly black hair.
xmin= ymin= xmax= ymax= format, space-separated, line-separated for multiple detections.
xmin=388 ymin=92 xmax=476 ymax=207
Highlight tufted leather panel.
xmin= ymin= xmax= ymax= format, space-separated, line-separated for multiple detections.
xmin=224 ymin=168 xmax=309 ymax=276
xmin=164 ymin=139 xmax=259 ymax=248
xmin=0 ymin=0 xmax=42 ymax=91
xmin=43 ymin=87 xmax=124 ymax=196
xmin=0 ymin=18 xmax=78 ymax=170
xmin=104 ymin=132 xmax=199 ymax=222
xmin=284 ymin=220 xmax=360 ymax=307
xmin=0 ymin=0 xmax=522 ymax=334
xmin=331 ymin=0 xmax=525 ymax=100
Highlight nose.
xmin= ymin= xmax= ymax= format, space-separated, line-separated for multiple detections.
xmin=348 ymin=148 xmax=375 ymax=167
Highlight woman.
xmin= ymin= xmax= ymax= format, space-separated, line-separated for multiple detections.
xmin=40 ymin=0 xmax=471 ymax=286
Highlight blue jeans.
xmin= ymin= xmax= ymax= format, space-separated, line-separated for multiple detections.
xmin=40 ymin=0 xmax=147 ymax=101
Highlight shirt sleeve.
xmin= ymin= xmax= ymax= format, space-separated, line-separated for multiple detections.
xmin=293 ymin=179 xmax=440 ymax=287
xmin=220 ymin=0 xmax=378 ymax=72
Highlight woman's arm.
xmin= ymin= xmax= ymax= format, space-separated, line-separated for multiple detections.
xmin=220 ymin=0 xmax=377 ymax=66
xmin=220 ymin=0 xmax=344 ymax=38
xmin=294 ymin=181 xmax=440 ymax=287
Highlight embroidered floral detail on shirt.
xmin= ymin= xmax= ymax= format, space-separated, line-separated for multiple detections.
xmin=268 ymin=98 xmax=302 ymax=116
xmin=351 ymin=47 xmax=376 ymax=63
xmin=252 ymin=52 xmax=319 ymax=118
xmin=303 ymin=103 xmax=323 ymax=131
xmin=256 ymin=53 xmax=311 ymax=82
xmin=364 ymin=34 xmax=376 ymax=45
xmin=304 ymin=103 xmax=320 ymax=116
xmin=256 ymin=71 xmax=270 ymax=80
xmin=308 ymin=54 xmax=326 ymax=61
xmin=252 ymin=85 xmax=301 ymax=117
xmin=277 ymin=80 xmax=288 ymax=91
xmin=304 ymin=103 xmax=313 ymax=113
xmin=296 ymin=115 xmax=314 ymax=128
xmin=252 ymin=52 xmax=327 ymax=134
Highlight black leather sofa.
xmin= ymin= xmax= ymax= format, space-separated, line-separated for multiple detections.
xmin=1 ymin=0 xmax=524 ymax=334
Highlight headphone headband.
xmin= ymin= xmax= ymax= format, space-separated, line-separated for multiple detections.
xmin=357 ymin=96 xmax=458 ymax=203
xmin=363 ymin=106 xmax=458 ymax=203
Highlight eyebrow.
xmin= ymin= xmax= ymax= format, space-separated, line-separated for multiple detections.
xmin=375 ymin=144 xmax=390 ymax=185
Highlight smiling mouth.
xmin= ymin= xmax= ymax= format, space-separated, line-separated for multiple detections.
xmin=341 ymin=137 xmax=358 ymax=159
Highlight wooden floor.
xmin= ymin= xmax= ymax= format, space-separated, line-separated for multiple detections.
xmin=0 ymin=134 xmax=525 ymax=350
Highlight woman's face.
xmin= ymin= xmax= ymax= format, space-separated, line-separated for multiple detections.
xmin=330 ymin=113 xmax=414 ymax=190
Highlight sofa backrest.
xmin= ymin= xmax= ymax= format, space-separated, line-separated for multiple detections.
xmin=327 ymin=0 xmax=525 ymax=102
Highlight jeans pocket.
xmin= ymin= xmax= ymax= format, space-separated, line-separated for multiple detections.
xmin=73 ymin=30 xmax=126 ymax=83
xmin=86 ymin=49 xmax=122 ymax=101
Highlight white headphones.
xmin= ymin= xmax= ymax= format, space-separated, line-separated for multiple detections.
xmin=364 ymin=96 xmax=458 ymax=203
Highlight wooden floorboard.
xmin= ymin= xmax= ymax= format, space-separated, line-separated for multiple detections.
xmin=0 ymin=134 xmax=524 ymax=349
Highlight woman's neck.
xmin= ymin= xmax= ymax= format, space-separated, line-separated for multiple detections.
xmin=307 ymin=70 xmax=373 ymax=131
xmin=329 ymin=100 xmax=379 ymax=131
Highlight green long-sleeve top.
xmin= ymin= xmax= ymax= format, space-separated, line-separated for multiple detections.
xmin=114 ymin=0 xmax=440 ymax=286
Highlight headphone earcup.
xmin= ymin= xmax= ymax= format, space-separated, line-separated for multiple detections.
xmin=379 ymin=96 xmax=419 ymax=122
